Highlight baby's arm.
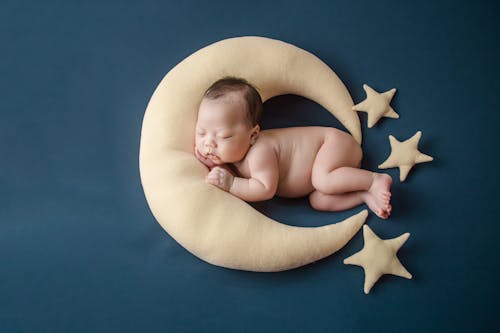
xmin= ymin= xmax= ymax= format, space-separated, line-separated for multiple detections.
xmin=207 ymin=145 xmax=279 ymax=201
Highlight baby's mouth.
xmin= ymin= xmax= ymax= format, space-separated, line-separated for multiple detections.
xmin=206 ymin=153 xmax=219 ymax=162
xmin=196 ymin=147 xmax=220 ymax=165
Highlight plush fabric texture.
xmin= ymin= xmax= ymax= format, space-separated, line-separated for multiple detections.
xmin=352 ymin=84 xmax=399 ymax=128
xmin=378 ymin=131 xmax=434 ymax=182
xmin=344 ymin=225 xmax=412 ymax=294
xmin=139 ymin=36 xmax=367 ymax=272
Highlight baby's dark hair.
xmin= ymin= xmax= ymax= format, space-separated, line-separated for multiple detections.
xmin=203 ymin=76 xmax=263 ymax=127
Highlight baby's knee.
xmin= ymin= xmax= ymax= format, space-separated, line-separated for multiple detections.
xmin=311 ymin=173 xmax=327 ymax=194
xmin=352 ymin=142 xmax=363 ymax=167
xmin=309 ymin=191 xmax=328 ymax=211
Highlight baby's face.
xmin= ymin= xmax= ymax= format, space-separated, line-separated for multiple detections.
xmin=195 ymin=92 xmax=259 ymax=168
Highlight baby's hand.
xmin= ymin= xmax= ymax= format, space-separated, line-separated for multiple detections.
xmin=206 ymin=166 xmax=234 ymax=192
xmin=194 ymin=146 xmax=216 ymax=169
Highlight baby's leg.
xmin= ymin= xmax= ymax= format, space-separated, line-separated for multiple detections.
xmin=309 ymin=191 xmax=365 ymax=211
xmin=311 ymin=132 xmax=392 ymax=218
xmin=309 ymin=190 xmax=392 ymax=219
xmin=311 ymin=132 xmax=366 ymax=194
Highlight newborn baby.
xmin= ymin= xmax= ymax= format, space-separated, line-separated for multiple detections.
xmin=194 ymin=77 xmax=393 ymax=218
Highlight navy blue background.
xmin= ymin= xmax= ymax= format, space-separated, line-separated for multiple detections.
xmin=1 ymin=0 xmax=499 ymax=332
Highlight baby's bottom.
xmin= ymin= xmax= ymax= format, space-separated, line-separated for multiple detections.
xmin=308 ymin=131 xmax=392 ymax=218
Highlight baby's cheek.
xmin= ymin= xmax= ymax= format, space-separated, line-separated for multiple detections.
xmin=225 ymin=143 xmax=242 ymax=155
xmin=194 ymin=138 xmax=202 ymax=148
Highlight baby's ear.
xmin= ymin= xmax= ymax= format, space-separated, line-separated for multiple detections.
xmin=250 ymin=125 xmax=260 ymax=144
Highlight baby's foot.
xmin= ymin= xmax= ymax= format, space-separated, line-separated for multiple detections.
xmin=364 ymin=173 xmax=392 ymax=219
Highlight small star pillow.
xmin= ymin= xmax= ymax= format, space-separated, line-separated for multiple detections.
xmin=352 ymin=84 xmax=399 ymax=128
xmin=344 ymin=225 xmax=412 ymax=294
xmin=379 ymin=131 xmax=434 ymax=181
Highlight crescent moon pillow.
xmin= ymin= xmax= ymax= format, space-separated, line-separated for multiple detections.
xmin=139 ymin=36 xmax=366 ymax=272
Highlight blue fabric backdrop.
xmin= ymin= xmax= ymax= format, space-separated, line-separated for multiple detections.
xmin=1 ymin=0 xmax=499 ymax=332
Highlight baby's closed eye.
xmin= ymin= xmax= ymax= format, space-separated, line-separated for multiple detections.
xmin=218 ymin=134 xmax=234 ymax=140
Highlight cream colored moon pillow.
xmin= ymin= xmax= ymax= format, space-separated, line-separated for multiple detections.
xmin=139 ymin=36 xmax=367 ymax=272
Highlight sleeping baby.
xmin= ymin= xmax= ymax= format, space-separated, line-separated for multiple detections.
xmin=194 ymin=77 xmax=393 ymax=218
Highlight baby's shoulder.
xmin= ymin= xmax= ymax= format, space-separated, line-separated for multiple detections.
xmin=245 ymin=135 xmax=277 ymax=161
xmin=248 ymin=136 xmax=275 ymax=155
xmin=234 ymin=136 xmax=277 ymax=174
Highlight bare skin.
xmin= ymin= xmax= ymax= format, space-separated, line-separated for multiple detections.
xmin=195 ymin=91 xmax=392 ymax=219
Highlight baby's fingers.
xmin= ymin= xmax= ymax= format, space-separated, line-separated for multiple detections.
xmin=206 ymin=172 xmax=219 ymax=183
xmin=206 ymin=168 xmax=222 ymax=185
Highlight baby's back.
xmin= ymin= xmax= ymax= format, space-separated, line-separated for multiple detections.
xmin=259 ymin=127 xmax=344 ymax=197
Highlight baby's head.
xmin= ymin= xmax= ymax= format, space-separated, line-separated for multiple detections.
xmin=195 ymin=77 xmax=262 ymax=167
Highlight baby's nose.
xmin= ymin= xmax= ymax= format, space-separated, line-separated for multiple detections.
xmin=204 ymin=135 xmax=216 ymax=147
xmin=203 ymin=137 xmax=216 ymax=153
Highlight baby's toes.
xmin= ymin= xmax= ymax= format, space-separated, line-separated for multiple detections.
xmin=378 ymin=195 xmax=389 ymax=207
xmin=385 ymin=198 xmax=391 ymax=208
xmin=379 ymin=210 xmax=389 ymax=219
xmin=384 ymin=199 xmax=391 ymax=211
